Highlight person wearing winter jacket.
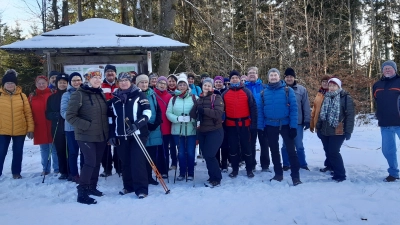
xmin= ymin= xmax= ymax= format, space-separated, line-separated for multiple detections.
xmin=100 ymin=64 xmax=120 ymax=177
xmin=167 ymin=74 xmax=178 ymax=96
xmin=0 ymin=69 xmax=34 ymax=179
xmin=257 ymin=68 xmax=302 ymax=186
xmin=310 ymin=75 xmax=332 ymax=172
xmin=280 ymin=68 xmax=311 ymax=171
xmin=46 ymin=73 xmax=69 ymax=180
xmin=108 ymin=72 xmax=152 ymax=199
xmin=66 ymin=68 xmax=110 ymax=205
xmin=188 ymin=72 xmax=202 ymax=97
xmin=154 ymin=76 xmax=174 ymax=177
xmin=316 ymin=78 xmax=354 ymax=182
xmin=166 ymin=75 xmax=198 ymax=181
xmin=149 ymin=73 xmax=158 ymax=89
xmin=245 ymin=67 xmax=270 ymax=172
xmin=60 ymin=72 xmax=84 ymax=183
xmin=373 ymin=60 xmax=400 ymax=182
xmin=30 ymin=75 xmax=59 ymax=175
xmin=222 ymin=70 xmax=257 ymax=178
xmin=136 ymin=74 xmax=163 ymax=186
xmin=190 ymin=78 xmax=224 ymax=187
xmin=48 ymin=71 xmax=60 ymax=92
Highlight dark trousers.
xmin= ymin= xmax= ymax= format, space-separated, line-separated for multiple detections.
xmin=250 ymin=129 xmax=270 ymax=169
xmin=265 ymin=125 xmax=300 ymax=179
xmin=77 ymin=141 xmax=106 ymax=186
xmin=0 ymin=135 xmax=25 ymax=176
xmin=216 ymin=128 xmax=229 ymax=169
xmin=101 ymin=144 xmax=120 ymax=174
xmin=169 ymin=135 xmax=178 ymax=167
xmin=146 ymin=145 xmax=158 ymax=180
xmin=66 ymin=131 xmax=84 ymax=176
xmin=319 ymin=134 xmax=346 ymax=179
xmin=226 ymin=126 xmax=253 ymax=172
xmin=317 ymin=131 xmax=332 ymax=168
xmin=54 ymin=132 xmax=68 ymax=175
xmin=199 ymin=128 xmax=224 ymax=182
xmin=117 ymin=137 xmax=148 ymax=195
xmin=157 ymin=135 xmax=171 ymax=175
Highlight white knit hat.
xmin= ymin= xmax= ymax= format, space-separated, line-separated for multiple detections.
xmin=328 ymin=78 xmax=342 ymax=89
xmin=177 ymin=73 xmax=189 ymax=86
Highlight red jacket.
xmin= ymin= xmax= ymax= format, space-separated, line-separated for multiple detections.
xmin=222 ymin=86 xmax=256 ymax=127
xmin=154 ymin=88 xmax=172 ymax=135
xmin=101 ymin=79 xmax=118 ymax=101
xmin=30 ymin=88 xmax=53 ymax=145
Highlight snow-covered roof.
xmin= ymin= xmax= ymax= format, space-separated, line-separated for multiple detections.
xmin=1 ymin=18 xmax=189 ymax=53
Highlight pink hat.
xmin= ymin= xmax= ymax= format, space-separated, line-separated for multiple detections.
xmin=214 ymin=76 xmax=224 ymax=83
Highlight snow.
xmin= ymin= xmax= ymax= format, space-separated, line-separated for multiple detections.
xmin=1 ymin=118 xmax=399 ymax=225
xmin=0 ymin=18 xmax=189 ymax=50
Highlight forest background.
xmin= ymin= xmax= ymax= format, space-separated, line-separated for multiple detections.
xmin=0 ymin=0 xmax=399 ymax=113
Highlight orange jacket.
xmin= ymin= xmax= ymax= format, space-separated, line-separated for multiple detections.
xmin=0 ymin=86 xmax=34 ymax=136
xmin=310 ymin=91 xmax=324 ymax=133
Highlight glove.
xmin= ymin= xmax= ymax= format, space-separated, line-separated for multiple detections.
xmin=289 ymin=128 xmax=297 ymax=139
xmin=108 ymin=137 xmax=119 ymax=147
xmin=303 ymin=122 xmax=310 ymax=130
xmin=345 ymin=132 xmax=351 ymax=140
xmin=177 ymin=116 xmax=185 ymax=122
xmin=183 ymin=116 xmax=191 ymax=122
xmin=197 ymin=107 xmax=204 ymax=115
xmin=26 ymin=132 xmax=34 ymax=139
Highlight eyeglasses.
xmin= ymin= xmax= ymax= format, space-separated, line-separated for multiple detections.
xmin=158 ymin=82 xmax=167 ymax=86
xmin=71 ymin=79 xmax=82 ymax=82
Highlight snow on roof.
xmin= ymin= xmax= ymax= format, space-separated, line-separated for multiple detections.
xmin=1 ymin=18 xmax=189 ymax=52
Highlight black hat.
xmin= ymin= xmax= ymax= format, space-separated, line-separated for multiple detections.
xmin=200 ymin=73 xmax=210 ymax=79
xmin=56 ymin=73 xmax=69 ymax=89
xmin=68 ymin=72 xmax=82 ymax=86
xmin=284 ymin=68 xmax=296 ymax=78
xmin=2 ymin=69 xmax=18 ymax=86
xmin=104 ymin=64 xmax=117 ymax=74
xmin=49 ymin=71 xmax=60 ymax=78
xmin=229 ymin=70 xmax=241 ymax=79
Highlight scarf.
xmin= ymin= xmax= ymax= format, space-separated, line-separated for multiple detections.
xmin=178 ymin=90 xmax=187 ymax=98
xmin=319 ymin=89 xmax=342 ymax=127
xmin=268 ymin=81 xmax=281 ymax=89
xmin=113 ymin=85 xmax=139 ymax=104
xmin=230 ymin=82 xmax=240 ymax=88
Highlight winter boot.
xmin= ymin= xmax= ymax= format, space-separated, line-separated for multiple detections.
xmin=301 ymin=166 xmax=310 ymax=171
xmin=58 ymin=174 xmax=68 ymax=180
xmin=282 ymin=166 xmax=291 ymax=171
xmin=292 ymin=178 xmax=302 ymax=186
xmin=99 ymin=171 xmax=112 ymax=177
xmin=319 ymin=167 xmax=332 ymax=172
xmin=270 ymin=175 xmax=283 ymax=182
xmin=261 ymin=167 xmax=272 ymax=173
xmin=77 ymin=185 xmax=97 ymax=205
xmin=229 ymin=170 xmax=238 ymax=178
xmin=384 ymin=175 xmax=399 ymax=182
xmin=88 ymin=185 xmax=104 ymax=197
xmin=247 ymin=171 xmax=255 ymax=178
xmin=138 ymin=193 xmax=147 ymax=199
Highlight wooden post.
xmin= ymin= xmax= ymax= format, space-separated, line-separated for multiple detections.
xmin=46 ymin=52 xmax=52 ymax=77
xmin=147 ymin=51 xmax=152 ymax=74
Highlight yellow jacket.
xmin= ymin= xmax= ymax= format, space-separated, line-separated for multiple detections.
xmin=0 ymin=86 xmax=34 ymax=136
xmin=310 ymin=92 xmax=324 ymax=133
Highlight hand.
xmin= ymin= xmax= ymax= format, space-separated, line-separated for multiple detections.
xmin=147 ymin=123 xmax=157 ymax=131
xmin=345 ymin=132 xmax=351 ymax=140
xmin=177 ymin=116 xmax=185 ymax=122
xmin=131 ymin=123 xmax=138 ymax=132
xmin=289 ymin=128 xmax=297 ymax=139
xmin=183 ymin=116 xmax=191 ymax=122
xmin=303 ymin=122 xmax=310 ymax=130
xmin=197 ymin=107 xmax=204 ymax=115
xmin=108 ymin=137 xmax=119 ymax=147
xmin=26 ymin=132 xmax=34 ymax=139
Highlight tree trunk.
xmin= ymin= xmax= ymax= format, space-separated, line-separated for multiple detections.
xmin=61 ymin=0 xmax=69 ymax=26
xmin=52 ymin=0 xmax=59 ymax=29
xmin=77 ymin=0 xmax=83 ymax=21
xmin=119 ymin=0 xmax=129 ymax=25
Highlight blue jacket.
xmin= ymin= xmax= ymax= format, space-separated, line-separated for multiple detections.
xmin=257 ymin=80 xmax=298 ymax=129
xmin=245 ymin=79 xmax=266 ymax=106
xmin=61 ymin=85 xmax=77 ymax=132
xmin=144 ymin=88 xmax=163 ymax=146
xmin=373 ymin=75 xmax=400 ymax=127
xmin=190 ymin=84 xmax=202 ymax=97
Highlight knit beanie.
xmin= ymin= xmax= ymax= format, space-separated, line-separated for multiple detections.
xmin=229 ymin=70 xmax=241 ymax=79
xmin=284 ymin=68 xmax=296 ymax=78
xmin=85 ymin=68 xmax=102 ymax=80
xmin=214 ymin=76 xmax=224 ymax=83
xmin=49 ymin=70 xmax=60 ymax=78
xmin=202 ymin=77 xmax=214 ymax=86
xmin=149 ymin=73 xmax=158 ymax=79
xmin=104 ymin=64 xmax=117 ymax=73
xmin=56 ymin=73 xmax=69 ymax=86
xmin=267 ymin=68 xmax=280 ymax=77
xmin=35 ymin=75 xmax=49 ymax=83
xmin=328 ymin=78 xmax=342 ymax=89
xmin=382 ymin=60 xmax=397 ymax=72
xmin=157 ymin=76 xmax=168 ymax=84
xmin=68 ymin=72 xmax=82 ymax=86
xmin=2 ymin=69 xmax=18 ymax=85
xmin=177 ymin=75 xmax=189 ymax=87
xmin=200 ymin=73 xmax=210 ymax=79
xmin=136 ymin=74 xmax=149 ymax=84
xmin=117 ymin=72 xmax=132 ymax=81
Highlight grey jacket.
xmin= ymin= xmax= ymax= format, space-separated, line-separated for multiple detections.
xmin=61 ymin=85 xmax=77 ymax=132
xmin=291 ymin=83 xmax=311 ymax=125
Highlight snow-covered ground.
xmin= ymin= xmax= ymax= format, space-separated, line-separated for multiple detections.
xmin=1 ymin=118 xmax=399 ymax=225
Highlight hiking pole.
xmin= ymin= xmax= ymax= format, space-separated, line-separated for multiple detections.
xmin=174 ymin=113 xmax=184 ymax=184
xmin=132 ymin=132 xmax=170 ymax=194
xmin=184 ymin=114 xmax=189 ymax=182
xmin=66 ymin=136 xmax=69 ymax=178
xmin=42 ymin=120 xmax=59 ymax=183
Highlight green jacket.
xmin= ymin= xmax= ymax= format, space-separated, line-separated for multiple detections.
xmin=166 ymin=92 xmax=197 ymax=136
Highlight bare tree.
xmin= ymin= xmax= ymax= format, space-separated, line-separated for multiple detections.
xmin=77 ymin=0 xmax=83 ymax=21
xmin=120 ymin=0 xmax=129 ymax=25
xmin=52 ymin=0 xmax=59 ymax=29
xmin=61 ymin=0 xmax=69 ymax=26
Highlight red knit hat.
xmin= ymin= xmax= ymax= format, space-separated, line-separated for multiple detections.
xmin=35 ymin=75 xmax=48 ymax=83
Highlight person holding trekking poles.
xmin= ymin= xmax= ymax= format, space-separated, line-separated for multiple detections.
xmin=166 ymin=74 xmax=198 ymax=182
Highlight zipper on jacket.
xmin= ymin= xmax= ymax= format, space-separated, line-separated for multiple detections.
xmin=123 ymin=103 xmax=127 ymax=140
xmin=10 ymin=95 xmax=14 ymax=135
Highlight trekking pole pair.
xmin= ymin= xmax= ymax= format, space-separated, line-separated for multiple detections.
xmin=42 ymin=120 xmax=59 ymax=183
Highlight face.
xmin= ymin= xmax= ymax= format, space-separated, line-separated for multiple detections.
xmin=137 ymin=80 xmax=149 ymax=91
xmin=70 ymin=76 xmax=82 ymax=89
xmin=230 ymin=75 xmax=240 ymax=84
xmin=284 ymin=75 xmax=295 ymax=86
xmin=156 ymin=80 xmax=167 ymax=91
xmin=49 ymin=75 xmax=57 ymax=85
xmin=118 ymin=78 xmax=131 ymax=90
xmin=268 ymin=72 xmax=280 ymax=83
xmin=247 ymin=69 xmax=258 ymax=82
xmin=321 ymin=80 xmax=329 ymax=89
xmin=178 ymin=81 xmax=188 ymax=92
xmin=105 ymin=69 xmax=116 ymax=83
xmin=202 ymin=82 xmax=212 ymax=93
xmin=383 ymin=65 xmax=396 ymax=77
xmin=4 ymin=82 xmax=16 ymax=92
xmin=328 ymin=82 xmax=339 ymax=92
xmin=240 ymin=78 xmax=246 ymax=84
xmin=188 ymin=77 xmax=195 ymax=85
xmin=168 ymin=77 xmax=177 ymax=89
xmin=214 ymin=80 xmax=223 ymax=89
xmin=150 ymin=77 xmax=157 ymax=86
xmin=57 ymin=80 xmax=68 ymax=91
xmin=89 ymin=76 xmax=102 ymax=88
xmin=36 ymin=78 xmax=49 ymax=90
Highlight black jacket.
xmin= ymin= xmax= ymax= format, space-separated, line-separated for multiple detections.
xmin=46 ymin=89 xmax=66 ymax=136
xmin=373 ymin=75 xmax=400 ymax=127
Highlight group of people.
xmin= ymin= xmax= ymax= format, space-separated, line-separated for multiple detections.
xmin=0 ymin=60 xmax=399 ymax=204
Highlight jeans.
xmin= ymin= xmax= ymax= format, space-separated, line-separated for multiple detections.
xmin=66 ymin=131 xmax=84 ymax=176
xmin=0 ymin=135 xmax=25 ymax=176
xmin=281 ymin=125 xmax=307 ymax=167
xmin=380 ymin=126 xmax=400 ymax=178
xmin=40 ymin=143 xmax=59 ymax=173
xmin=173 ymin=135 xmax=196 ymax=177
